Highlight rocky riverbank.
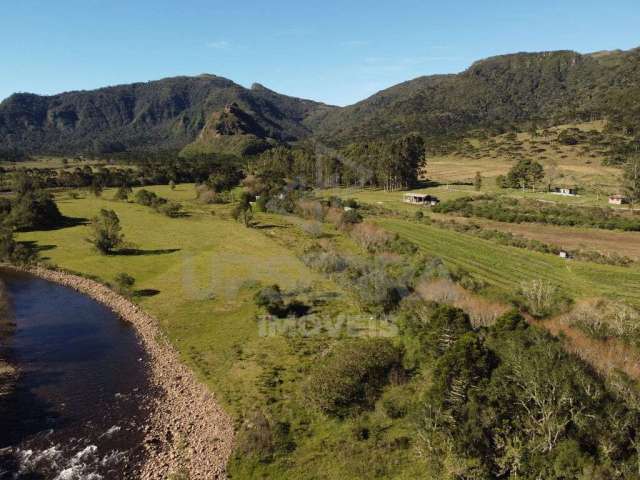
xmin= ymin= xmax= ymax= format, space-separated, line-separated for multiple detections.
xmin=5 ymin=266 xmax=234 ymax=479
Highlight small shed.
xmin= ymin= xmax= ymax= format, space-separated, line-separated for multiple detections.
xmin=553 ymin=187 xmax=578 ymax=196
xmin=403 ymin=193 xmax=440 ymax=206
xmin=609 ymin=195 xmax=628 ymax=205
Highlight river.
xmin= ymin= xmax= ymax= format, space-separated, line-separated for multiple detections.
xmin=0 ymin=269 xmax=153 ymax=479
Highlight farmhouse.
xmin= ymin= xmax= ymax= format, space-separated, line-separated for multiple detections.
xmin=609 ymin=194 xmax=628 ymax=205
xmin=403 ymin=193 xmax=440 ymax=206
xmin=552 ymin=186 xmax=578 ymax=196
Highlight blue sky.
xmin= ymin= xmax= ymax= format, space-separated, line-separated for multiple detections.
xmin=1 ymin=0 xmax=639 ymax=106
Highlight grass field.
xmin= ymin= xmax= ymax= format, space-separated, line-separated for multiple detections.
xmin=16 ymin=185 xmax=432 ymax=479
xmin=17 ymin=184 xmax=350 ymax=416
xmin=378 ymin=218 xmax=640 ymax=304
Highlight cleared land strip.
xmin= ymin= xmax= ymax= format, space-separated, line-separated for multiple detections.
xmin=378 ymin=218 xmax=640 ymax=303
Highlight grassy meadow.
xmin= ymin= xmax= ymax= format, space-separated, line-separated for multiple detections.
xmin=16 ymin=184 xmax=433 ymax=479
xmin=18 ymin=184 xmax=353 ymax=415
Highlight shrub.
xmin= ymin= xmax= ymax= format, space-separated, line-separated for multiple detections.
xmin=134 ymin=189 xmax=158 ymax=207
xmin=254 ymin=284 xmax=309 ymax=318
xmin=234 ymin=411 xmax=294 ymax=462
xmin=89 ymin=209 xmax=124 ymax=254
xmin=157 ymin=201 xmax=182 ymax=218
xmin=254 ymin=284 xmax=286 ymax=316
xmin=304 ymin=339 xmax=403 ymax=417
xmin=301 ymin=249 xmax=349 ymax=274
xmin=297 ymin=199 xmax=325 ymax=221
xmin=0 ymin=228 xmax=37 ymax=264
xmin=113 ymin=185 xmax=132 ymax=201
xmin=518 ymin=279 xmax=571 ymax=318
xmin=353 ymin=266 xmax=404 ymax=313
xmin=301 ymin=221 xmax=323 ymax=238
xmin=350 ymin=222 xmax=393 ymax=252
xmin=340 ymin=209 xmax=363 ymax=229
xmin=114 ymin=272 xmax=135 ymax=296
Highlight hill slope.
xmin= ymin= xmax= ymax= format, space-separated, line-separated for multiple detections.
xmin=2 ymin=48 xmax=639 ymax=154
xmin=0 ymin=76 xmax=334 ymax=154
xmin=313 ymin=48 xmax=640 ymax=144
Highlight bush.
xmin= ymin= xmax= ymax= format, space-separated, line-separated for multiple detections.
xmin=0 ymin=228 xmax=37 ymax=264
xmin=134 ymin=189 xmax=158 ymax=207
xmin=114 ymin=272 xmax=135 ymax=296
xmin=340 ymin=209 xmax=363 ymax=228
xmin=157 ymin=201 xmax=182 ymax=217
xmin=518 ymin=279 xmax=571 ymax=318
xmin=89 ymin=209 xmax=124 ymax=254
xmin=301 ymin=221 xmax=323 ymax=238
xmin=254 ymin=284 xmax=286 ymax=316
xmin=301 ymin=249 xmax=349 ymax=274
xmin=234 ymin=411 xmax=294 ymax=462
xmin=113 ymin=185 xmax=132 ymax=201
xmin=304 ymin=339 xmax=403 ymax=417
xmin=297 ymin=199 xmax=325 ymax=221
xmin=353 ymin=266 xmax=404 ymax=313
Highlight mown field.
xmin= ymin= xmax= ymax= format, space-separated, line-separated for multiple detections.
xmin=378 ymin=218 xmax=640 ymax=305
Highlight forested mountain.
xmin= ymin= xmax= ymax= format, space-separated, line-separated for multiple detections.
xmin=0 ymin=75 xmax=334 ymax=154
xmin=313 ymin=48 xmax=640 ymax=144
xmin=1 ymin=47 xmax=639 ymax=155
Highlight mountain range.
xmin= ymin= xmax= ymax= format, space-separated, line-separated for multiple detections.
xmin=1 ymin=47 xmax=639 ymax=155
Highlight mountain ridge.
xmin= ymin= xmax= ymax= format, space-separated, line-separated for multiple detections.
xmin=2 ymin=46 xmax=639 ymax=154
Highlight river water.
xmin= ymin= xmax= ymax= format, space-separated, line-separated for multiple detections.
xmin=0 ymin=269 xmax=153 ymax=479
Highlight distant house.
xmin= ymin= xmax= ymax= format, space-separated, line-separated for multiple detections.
xmin=403 ymin=193 xmax=440 ymax=206
xmin=609 ymin=194 xmax=628 ymax=205
xmin=552 ymin=186 xmax=578 ymax=196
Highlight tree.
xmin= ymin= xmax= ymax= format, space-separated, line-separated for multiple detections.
xmin=89 ymin=209 xmax=124 ymax=254
xmin=0 ymin=227 xmax=36 ymax=264
xmin=505 ymin=159 xmax=545 ymax=191
xmin=232 ymin=192 xmax=254 ymax=227
xmin=474 ymin=172 xmax=482 ymax=191
xmin=6 ymin=190 xmax=63 ymax=231
xmin=90 ymin=178 xmax=104 ymax=197
xmin=113 ymin=185 xmax=132 ymax=201
xmin=623 ymin=156 xmax=640 ymax=209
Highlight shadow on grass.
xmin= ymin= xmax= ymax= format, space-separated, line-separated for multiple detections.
xmin=34 ymin=216 xmax=89 ymax=231
xmin=253 ymin=224 xmax=287 ymax=230
xmin=17 ymin=241 xmax=57 ymax=261
xmin=414 ymin=179 xmax=441 ymax=189
xmin=19 ymin=241 xmax=56 ymax=253
xmin=133 ymin=289 xmax=161 ymax=298
xmin=116 ymin=248 xmax=181 ymax=256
